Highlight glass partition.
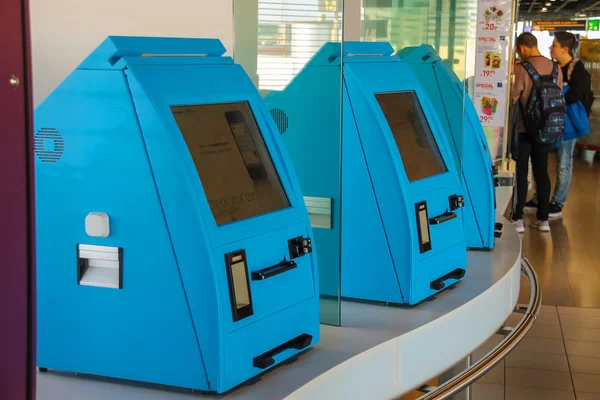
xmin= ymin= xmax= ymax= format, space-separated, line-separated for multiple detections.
xmin=360 ymin=0 xmax=470 ymax=176
xmin=233 ymin=0 xmax=344 ymax=326
xmin=233 ymin=0 xmax=498 ymax=326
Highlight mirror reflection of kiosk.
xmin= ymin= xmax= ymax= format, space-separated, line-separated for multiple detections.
xmin=34 ymin=37 xmax=319 ymax=394
xmin=267 ymin=42 xmax=467 ymax=305
xmin=399 ymin=45 xmax=502 ymax=250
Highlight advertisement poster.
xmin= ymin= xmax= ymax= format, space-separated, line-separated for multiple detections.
xmin=579 ymin=39 xmax=600 ymax=95
xmin=474 ymin=0 xmax=512 ymax=127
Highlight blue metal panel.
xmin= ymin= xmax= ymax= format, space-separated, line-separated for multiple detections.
xmin=300 ymin=42 xmax=343 ymax=66
xmin=222 ymin=297 xmax=318 ymax=390
xmin=216 ymin=224 xmax=319 ymax=390
xmin=342 ymin=41 xmax=395 ymax=56
xmin=399 ymin=45 xmax=497 ymax=250
xmin=299 ymin=41 xmax=395 ymax=67
xmin=35 ymin=69 xmax=209 ymax=389
xmin=127 ymin=60 xmax=319 ymax=392
xmin=411 ymin=241 xmax=467 ymax=303
xmin=340 ymin=85 xmax=404 ymax=304
xmin=343 ymin=61 xmax=466 ymax=304
xmin=79 ymin=36 xmax=227 ymax=70
xmin=267 ymin=41 xmax=467 ymax=305
xmin=344 ymin=62 xmax=459 ymax=195
xmin=35 ymin=37 xmax=319 ymax=394
xmin=124 ymin=72 xmax=222 ymax=390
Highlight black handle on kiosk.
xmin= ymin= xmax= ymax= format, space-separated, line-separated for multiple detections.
xmin=429 ymin=211 xmax=457 ymax=225
xmin=251 ymin=260 xmax=297 ymax=281
xmin=253 ymin=334 xmax=313 ymax=369
xmin=430 ymin=268 xmax=466 ymax=291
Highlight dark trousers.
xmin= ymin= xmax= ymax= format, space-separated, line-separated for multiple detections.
xmin=513 ymin=132 xmax=552 ymax=221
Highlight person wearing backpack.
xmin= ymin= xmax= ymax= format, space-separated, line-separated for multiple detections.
xmin=510 ymin=32 xmax=565 ymax=233
xmin=525 ymin=32 xmax=592 ymax=218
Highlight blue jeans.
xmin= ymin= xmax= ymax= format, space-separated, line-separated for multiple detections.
xmin=532 ymin=139 xmax=577 ymax=207
xmin=552 ymin=139 xmax=577 ymax=207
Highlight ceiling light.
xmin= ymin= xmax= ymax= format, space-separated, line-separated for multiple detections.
xmin=545 ymin=2 xmax=552 ymax=5
xmin=541 ymin=7 xmax=548 ymax=11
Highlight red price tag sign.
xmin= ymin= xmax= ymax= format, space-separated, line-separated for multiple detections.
xmin=480 ymin=115 xmax=494 ymax=124
xmin=484 ymin=23 xmax=497 ymax=31
xmin=480 ymin=70 xmax=496 ymax=77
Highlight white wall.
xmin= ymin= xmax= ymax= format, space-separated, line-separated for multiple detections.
xmin=30 ymin=0 xmax=234 ymax=106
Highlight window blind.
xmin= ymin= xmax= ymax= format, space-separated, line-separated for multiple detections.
xmin=257 ymin=0 xmax=343 ymax=91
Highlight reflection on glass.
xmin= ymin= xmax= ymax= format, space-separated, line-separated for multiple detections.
xmin=361 ymin=0 xmax=472 ymax=81
xmin=171 ymin=102 xmax=289 ymax=225
xmin=361 ymin=0 xmax=476 ymax=169
xmin=226 ymin=110 xmax=268 ymax=181
xmin=375 ymin=91 xmax=447 ymax=182
xmin=232 ymin=0 xmax=344 ymax=326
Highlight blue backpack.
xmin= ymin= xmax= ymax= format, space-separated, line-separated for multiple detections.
xmin=520 ymin=61 xmax=566 ymax=145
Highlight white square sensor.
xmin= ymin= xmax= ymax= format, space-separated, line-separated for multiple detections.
xmin=85 ymin=212 xmax=110 ymax=238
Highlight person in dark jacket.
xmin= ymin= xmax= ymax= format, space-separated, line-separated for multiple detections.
xmin=525 ymin=32 xmax=591 ymax=218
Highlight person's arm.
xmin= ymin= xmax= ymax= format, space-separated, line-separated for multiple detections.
xmin=511 ymin=64 xmax=526 ymax=105
xmin=564 ymin=62 xmax=590 ymax=104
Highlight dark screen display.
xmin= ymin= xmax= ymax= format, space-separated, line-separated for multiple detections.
xmin=171 ymin=102 xmax=289 ymax=225
xmin=375 ymin=91 xmax=447 ymax=182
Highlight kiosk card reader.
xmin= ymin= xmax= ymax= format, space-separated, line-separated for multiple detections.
xmin=35 ymin=36 xmax=319 ymax=394
xmin=267 ymin=42 xmax=467 ymax=305
xmin=399 ymin=45 xmax=502 ymax=250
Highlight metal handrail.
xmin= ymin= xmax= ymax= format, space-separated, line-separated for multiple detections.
xmin=416 ymin=256 xmax=542 ymax=400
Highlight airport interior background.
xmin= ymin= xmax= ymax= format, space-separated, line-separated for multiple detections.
xmin=3 ymin=0 xmax=600 ymax=399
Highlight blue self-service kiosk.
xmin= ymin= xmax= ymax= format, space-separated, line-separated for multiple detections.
xmin=398 ymin=45 xmax=502 ymax=250
xmin=34 ymin=36 xmax=319 ymax=394
xmin=267 ymin=42 xmax=467 ymax=306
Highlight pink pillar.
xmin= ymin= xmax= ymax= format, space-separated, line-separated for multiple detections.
xmin=0 ymin=0 xmax=36 ymax=398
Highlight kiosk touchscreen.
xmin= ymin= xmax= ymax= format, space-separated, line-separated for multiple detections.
xmin=267 ymin=42 xmax=467 ymax=305
xmin=34 ymin=36 xmax=319 ymax=394
xmin=399 ymin=45 xmax=502 ymax=250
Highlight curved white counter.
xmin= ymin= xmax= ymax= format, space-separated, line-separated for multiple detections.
xmin=37 ymin=217 xmax=522 ymax=400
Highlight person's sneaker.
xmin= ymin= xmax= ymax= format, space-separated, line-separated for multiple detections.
xmin=549 ymin=202 xmax=563 ymax=219
xmin=512 ymin=219 xmax=525 ymax=233
xmin=531 ymin=220 xmax=551 ymax=232
xmin=524 ymin=199 xmax=538 ymax=210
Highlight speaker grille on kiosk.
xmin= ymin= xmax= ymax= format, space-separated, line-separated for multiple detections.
xmin=34 ymin=128 xmax=65 ymax=163
xmin=269 ymin=108 xmax=289 ymax=135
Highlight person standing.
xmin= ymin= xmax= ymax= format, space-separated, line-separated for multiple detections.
xmin=525 ymin=32 xmax=592 ymax=218
xmin=510 ymin=32 xmax=564 ymax=233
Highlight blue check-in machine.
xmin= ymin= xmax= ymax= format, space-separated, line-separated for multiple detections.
xmin=399 ymin=45 xmax=502 ymax=250
xmin=34 ymin=36 xmax=319 ymax=394
xmin=267 ymin=42 xmax=467 ymax=305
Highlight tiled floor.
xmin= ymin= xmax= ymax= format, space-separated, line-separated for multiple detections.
xmin=472 ymin=306 xmax=600 ymax=399
xmin=515 ymin=153 xmax=600 ymax=308
xmin=472 ymin=153 xmax=600 ymax=399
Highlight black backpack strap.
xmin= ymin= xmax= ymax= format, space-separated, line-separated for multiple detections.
xmin=520 ymin=60 xmax=541 ymax=85
xmin=551 ymin=62 xmax=559 ymax=84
